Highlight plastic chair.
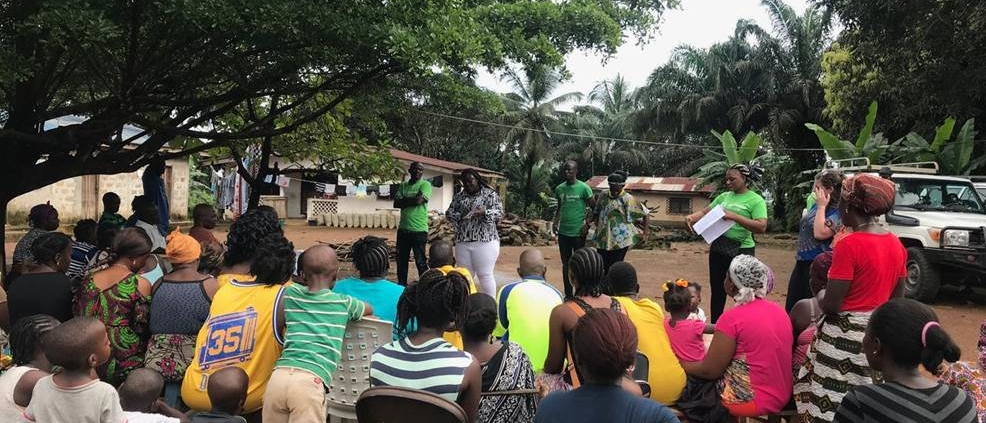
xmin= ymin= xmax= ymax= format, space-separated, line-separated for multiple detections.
xmin=356 ymin=386 xmax=468 ymax=423
xmin=633 ymin=350 xmax=651 ymax=398
xmin=326 ymin=318 xmax=392 ymax=423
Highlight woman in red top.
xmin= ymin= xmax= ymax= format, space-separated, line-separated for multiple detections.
xmin=794 ymin=173 xmax=907 ymax=423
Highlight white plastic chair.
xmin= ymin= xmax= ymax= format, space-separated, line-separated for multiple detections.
xmin=326 ymin=317 xmax=393 ymax=423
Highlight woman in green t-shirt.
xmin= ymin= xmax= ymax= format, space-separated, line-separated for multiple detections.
xmin=686 ymin=164 xmax=768 ymax=322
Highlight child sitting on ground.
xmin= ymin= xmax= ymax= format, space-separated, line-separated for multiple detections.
xmin=686 ymin=282 xmax=707 ymax=322
xmin=119 ymin=368 xmax=188 ymax=423
xmin=262 ymin=244 xmax=373 ymax=422
xmin=789 ymin=252 xmax=831 ymax=373
xmin=663 ymin=279 xmax=713 ymax=363
xmin=23 ymin=317 xmax=125 ymax=423
xmin=188 ymin=367 xmax=249 ymax=423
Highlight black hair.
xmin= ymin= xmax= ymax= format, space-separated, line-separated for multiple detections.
xmin=869 ymin=298 xmax=961 ymax=374
xmin=224 ymin=209 xmax=283 ymax=267
xmin=396 ymin=269 xmax=470 ymax=337
xmin=10 ymin=314 xmax=59 ymax=366
xmin=249 ymin=234 xmax=295 ymax=286
xmin=570 ymin=248 xmax=606 ymax=297
xmin=352 ymin=236 xmax=390 ymax=278
xmin=43 ymin=317 xmax=103 ymax=371
xmin=689 ymin=282 xmax=702 ymax=292
xmin=605 ymin=261 xmax=638 ymax=295
xmin=461 ymin=293 xmax=498 ymax=342
xmin=459 ymin=168 xmax=490 ymax=189
xmin=662 ymin=281 xmax=692 ymax=314
xmin=119 ymin=369 xmax=164 ymax=412
xmin=131 ymin=195 xmax=151 ymax=209
xmin=97 ymin=224 xmax=120 ymax=250
xmin=102 ymin=192 xmax=120 ymax=203
xmin=113 ymin=227 xmax=153 ymax=258
xmin=74 ymin=219 xmax=98 ymax=242
xmin=30 ymin=232 xmax=72 ymax=266
xmin=255 ymin=205 xmax=278 ymax=220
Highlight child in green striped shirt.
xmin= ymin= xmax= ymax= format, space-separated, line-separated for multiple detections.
xmin=263 ymin=245 xmax=373 ymax=423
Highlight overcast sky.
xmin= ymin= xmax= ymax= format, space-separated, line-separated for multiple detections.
xmin=476 ymin=0 xmax=811 ymax=103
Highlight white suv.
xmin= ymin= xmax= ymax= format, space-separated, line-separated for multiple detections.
xmin=883 ymin=173 xmax=986 ymax=302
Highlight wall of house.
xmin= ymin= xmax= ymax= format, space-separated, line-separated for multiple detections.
xmin=332 ymin=171 xmax=455 ymax=216
xmin=632 ymin=192 xmax=711 ymax=227
xmin=9 ymin=158 xmax=190 ymax=222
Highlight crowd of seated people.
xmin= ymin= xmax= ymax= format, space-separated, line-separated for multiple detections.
xmin=0 ymin=178 xmax=983 ymax=423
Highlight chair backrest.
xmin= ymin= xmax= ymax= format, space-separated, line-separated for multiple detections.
xmin=326 ymin=317 xmax=393 ymax=408
xmin=633 ymin=350 xmax=651 ymax=398
xmin=357 ymin=386 xmax=467 ymax=423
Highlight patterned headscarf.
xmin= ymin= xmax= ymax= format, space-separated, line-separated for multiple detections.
xmin=728 ymin=255 xmax=771 ymax=306
xmin=841 ymin=173 xmax=896 ymax=216
xmin=728 ymin=163 xmax=763 ymax=183
xmin=979 ymin=319 xmax=986 ymax=369
xmin=607 ymin=170 xmax=629 ymax=185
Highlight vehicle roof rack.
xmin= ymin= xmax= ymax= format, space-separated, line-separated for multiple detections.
xmin=824 ymin=158 xmax=940 ymax=175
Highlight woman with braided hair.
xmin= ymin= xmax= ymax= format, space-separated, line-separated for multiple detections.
xmin=541 ymin=248 xmax=623 ymax=391
xmin=334 ymin=236 xmax=405 ymax=337
xmin=0 ymin=314 xmax=59 ymax=421
xmin=370 ymin=269 xmax=482 ymax=422
xmin=795 ymin=173 xmax=907 ymax=423
xmin=686 ymin=163 xmax=768 ymax=323
xmin=216 ymin=208 xmax=283 ymax=287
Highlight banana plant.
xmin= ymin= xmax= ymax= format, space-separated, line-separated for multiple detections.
xmin=692 ymin=130 xmax=763 ymax=190
xmin=891 ymin=118 xmax=984 ymax=175
xmin=805 ymin=101 xmax=888 ymax=162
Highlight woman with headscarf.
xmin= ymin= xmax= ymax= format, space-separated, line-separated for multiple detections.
xmin=9 ymin=204 xmax=60 ymax=281
xmin=535 ymin=309 xmax=678 ymax=423
xmin=686 ymin=164 xmax=768 ymax=323
xmin=680 ymin=255 xmax=793 ymax=421
xmin=146 ymin=229 xmax=219 ymax=407
xmin=586 ymin=170 xmax=649 ymax=272
xmin=794 ymin=173 xmax=907 ymax=423
xmin=786 ymin=169 xmax=844 ymax=312
xmin=446 ymin=168 xmax=504 ymax=296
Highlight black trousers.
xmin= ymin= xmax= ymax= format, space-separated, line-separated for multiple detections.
xmin=598 ymin=247 xmax=629 ymax=274
xmin=785 ymin=259 xmax=813 ymax=312
xmin=396 ymin=229 xmax=428 ymax=286
xmin=709 ymin=247 xmax=755 ymax=323
xmin=558 ymin=234 xmax=586 ymax=298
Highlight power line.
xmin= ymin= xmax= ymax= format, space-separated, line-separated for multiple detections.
xmin=413 ymin=109 xmax=986 ymax=153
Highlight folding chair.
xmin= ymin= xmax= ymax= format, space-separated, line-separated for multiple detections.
xmin=356 ymin=386 xmax=467 ymax=423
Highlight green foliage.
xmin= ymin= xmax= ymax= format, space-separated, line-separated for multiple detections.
xmin=187 ymin=156 xmax=216 ymax=216
xmin=692 ymin=130 xmax=766 ymax=191
xmin=806 ymin=101 xmax=886 ymax=162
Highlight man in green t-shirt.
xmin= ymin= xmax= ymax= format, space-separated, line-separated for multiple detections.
xmin=393 ymin=162 xmax=432 ymax=285
xmin=552 ymin=160 xmax=594 ymax=298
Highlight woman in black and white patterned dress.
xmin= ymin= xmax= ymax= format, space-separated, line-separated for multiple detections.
xmin=446 ymin=169 xmax=503 ymax=296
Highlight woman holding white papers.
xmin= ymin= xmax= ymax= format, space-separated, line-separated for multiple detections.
xmin=686 ymin=164 xmax=767 ymax=323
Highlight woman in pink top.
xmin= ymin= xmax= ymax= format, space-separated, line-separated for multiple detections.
xmin=681 ymin=255 xmax=793 ymax=419
xmin=663 ymin=279 xmax=712 ymax=362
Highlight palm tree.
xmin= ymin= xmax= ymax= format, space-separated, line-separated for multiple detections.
xmin=500 ymin=66 xmax=583 ymax=210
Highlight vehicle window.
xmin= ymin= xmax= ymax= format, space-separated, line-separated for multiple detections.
xmin=895 ymin=180 xmax=985 ymax=213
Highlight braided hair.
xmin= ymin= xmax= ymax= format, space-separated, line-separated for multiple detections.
xmin=249 ymin=234 xmax=295 ymax=286
xmin=352 ymin=236 xmax=390 ymax=278
xmin=10 ymin=314 xmax=60 ymax=366
xmin=395 ymin=269 xmax=470 ymax=338
xmin=569 ymin=247 xmax=606 ymax=297
xmin=461 ymin=293 xmax=498 ymax=343
xmin=224 ymin=209 xmax=283 ymax=267
xmin=30 ymin=232 xmax=72 ymax=267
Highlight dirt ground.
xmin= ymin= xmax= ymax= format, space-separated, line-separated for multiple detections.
xmin=9 ymin=221 xmax=985 ymax=357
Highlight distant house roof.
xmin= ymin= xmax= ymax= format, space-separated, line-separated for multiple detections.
xmin=586 ymin=176 xmax=713 ymax=194
xmin=389 ymin=149 xmax=503 ymax=177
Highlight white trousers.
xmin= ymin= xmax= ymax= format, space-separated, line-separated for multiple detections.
xmin=454 ymin=240 xmax=500 ymax=296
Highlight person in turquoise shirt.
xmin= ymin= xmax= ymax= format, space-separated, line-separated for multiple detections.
xmin=553 ymin=160 xmax=594 ymax=298
xmin=686 ymin=164 xmax=767 ymax=322
xmin=332 ymin=236 xmax=405 ymax=339
xmin=393 ymin=162 xmax=432 ymax=286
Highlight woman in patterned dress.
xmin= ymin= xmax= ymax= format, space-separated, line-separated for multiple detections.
xmin=74 ymin=227 xmax=153 ymax=385
xmin=586 ymin=170 xmax=648 ymax=272
xmin=462 ymin=293 xmax=537 ymax=423
xmin=446 ymin=168 xmax=503 ymax=296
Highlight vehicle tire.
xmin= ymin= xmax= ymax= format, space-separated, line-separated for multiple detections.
xmin=904 ymin=247 xmax=941 ymax=303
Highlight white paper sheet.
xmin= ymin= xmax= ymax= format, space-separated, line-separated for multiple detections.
xmin=693 ymin=205 xmax=734 ymax=244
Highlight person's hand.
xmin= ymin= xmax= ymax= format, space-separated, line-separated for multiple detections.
xmin=468 ymin=205 xmax=486 ymax=218
xmin=580 ymin=222 xmax=591 ymax=237
xmin=723 ymin=210 xmax=740 ymax=221
xmin=814 ymin=184 xmax=831 ymax=208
